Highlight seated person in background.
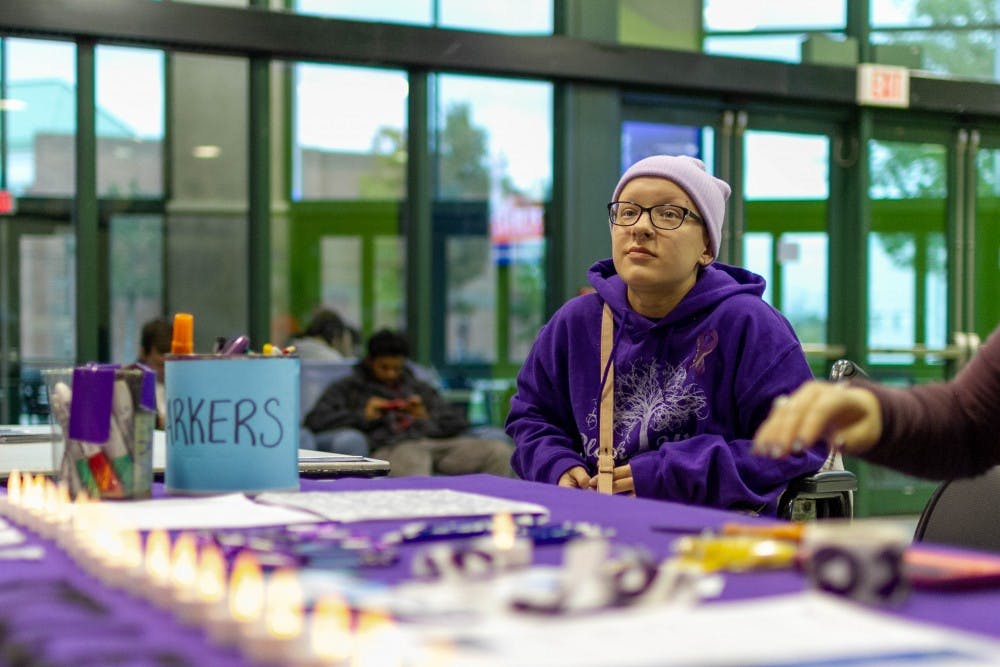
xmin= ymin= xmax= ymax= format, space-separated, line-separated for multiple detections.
xmin=305 ymin=329 xmax=514 ymax=477
xmin=505 ymin=154 xmax=826 ymax=516
xmin=292 ymin=308 xmax=358 ymax=360
xmin=137 ymin=316 xmax=171 ymax=429
xmin=753 ymin=325 xmax=1000 ymax=480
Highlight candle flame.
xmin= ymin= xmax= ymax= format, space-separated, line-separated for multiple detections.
xmin=491 ymin=512 xmax=517 ymax=550
xmin=170 ymin=532 xmax=198 ymax=593
xmin=310 ymin=594 xmax=353 ymax=662
xmin=263 ymin=568 xmax=304 ymax=640
xmin=228 ymin=550 xmax=264 ymax=623
xmin=145 ymin=529 xmax=172 ymax=586
xmin=6 ymin=470 xmax=21 ymax=504
xmin=195 ymin=542 xmax=227 ymax=604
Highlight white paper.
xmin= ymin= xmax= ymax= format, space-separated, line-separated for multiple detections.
xmin=80 ymin=493 xmax=324 ymax=530
xmin=255 ymin=489 xmax=549 ymax=523
xmin=443 ymin=591 xmax=1000 ymax=666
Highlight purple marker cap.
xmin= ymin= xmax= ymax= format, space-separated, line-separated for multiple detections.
xmin=68 ymin=364 xmax=116 ymax=444
xmin=133 ymin=362 xmax=158 ymax=411
xmin=220 ymin=335 xmax=250 ymax=355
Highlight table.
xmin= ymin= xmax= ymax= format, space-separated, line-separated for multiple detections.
xmin=2 ymin=474 xmax=1000 ymax=666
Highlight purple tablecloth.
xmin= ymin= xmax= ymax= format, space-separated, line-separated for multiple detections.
xmin=2 ymin=474 xmax=999 ymax=666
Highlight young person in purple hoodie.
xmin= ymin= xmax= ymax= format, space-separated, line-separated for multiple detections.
xmin=505 ymin=154 xmax=827 ymax=516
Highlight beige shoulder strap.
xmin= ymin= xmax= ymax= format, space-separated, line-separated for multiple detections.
xmin=597 ymin=303 xmax=615 ymax=495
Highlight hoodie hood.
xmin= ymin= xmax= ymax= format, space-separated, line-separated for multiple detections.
xmin=587 ymin=258 xmax=765 ymax=328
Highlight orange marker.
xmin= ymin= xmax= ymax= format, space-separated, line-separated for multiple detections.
xmin=171 ymin=313 xmax=195 ymax=354
xmin=721 ymin=522 xmax=806 ymax=543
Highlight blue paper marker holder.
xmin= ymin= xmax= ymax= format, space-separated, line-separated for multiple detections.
xmin=164 ymin=355 xmax=300 ymax=495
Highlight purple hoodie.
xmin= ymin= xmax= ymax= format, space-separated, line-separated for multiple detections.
xmin=506 ymin=258 xmax=826 ymax=516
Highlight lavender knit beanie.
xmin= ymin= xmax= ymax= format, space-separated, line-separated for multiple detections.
xmin=611 ymin=155 xmax=731 ymax=259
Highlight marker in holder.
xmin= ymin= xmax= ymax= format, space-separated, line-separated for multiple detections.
xmin=164 ymin=355 xmax=300 ymax=495
xmin=43 ymin=364 xmax=157 ymax=500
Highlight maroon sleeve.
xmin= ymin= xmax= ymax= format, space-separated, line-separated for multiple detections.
xmin=861 ymin=329 xmax=1000 ymax=480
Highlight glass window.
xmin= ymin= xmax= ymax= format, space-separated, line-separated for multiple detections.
xmin=19 ymin=232 xmax=75 ymax=363
xmin=703 ymin=35 xmax=810 ymax=63
xmin=320 ymin=236 xmax=362 ymax=327
xmin=166 ymin=52 xmax=249 ymax=351
xmin=438 ymin=1 xmax=552 ymax=33
xmin=295 ymin=0 xmax=552 ymax=33
xmin=867 ymin=139 xmax=948 ymax=369
xmin=96 ymin=46 xmax=164 ymax=198
xmin=289 ymin=63 xmax=408 ymax=339
xmin=621 ymin=121 xmax=705 ymax=170
xmin=871 ymin=29 xmax=995 ymax=80
xmin=872 ymin=2 xmax=1000 ymax=80
xmin=110 ymin=215 xmax=164 ymax=365
xmin=4 ymin=38 xmax=76 ymax=197
xmin=433 ymin=74 xmax=551 ymax=370
xmin=742 ymin=131 xmax=829 ymax=349
xmin=703 ymin=0 xmax=845 ymax=63
xmin=293 ymin=64 xmax=408 ymax=201
xmin=745 ymin=131 xmax=828 ymax=200
xmin=296 ymin=0 xmax=431 ymax=25
xmin=704 ymin=0 xmax=845 ymax=32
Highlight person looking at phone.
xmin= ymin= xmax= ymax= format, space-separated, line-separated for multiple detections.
xmin=305 ymin=329 xmax=514 ymax=477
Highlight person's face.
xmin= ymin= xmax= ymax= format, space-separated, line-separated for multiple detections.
xmin=369 ymin=355 xmax=406 ymax=389
xmin=611 ymin=176 xmax=713 ymax=294
xmin=140 ymin=347 xmax=167 ymax=382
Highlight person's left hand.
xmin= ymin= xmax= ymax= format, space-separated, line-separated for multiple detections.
xmin=589 ymin=463 xmax=635 ymax=496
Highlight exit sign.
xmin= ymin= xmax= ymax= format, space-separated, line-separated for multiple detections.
xmin=857 ymin=63 xmax=910 ymax=108
xmin=0 ymin=190 xmax=15 ymax=215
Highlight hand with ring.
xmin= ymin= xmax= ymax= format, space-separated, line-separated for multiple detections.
xmin=752 ymin=381 xmax=884 ymax=459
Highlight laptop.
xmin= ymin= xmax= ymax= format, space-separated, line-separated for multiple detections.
xmin=0 ymin=426 xmax=389 ymax=481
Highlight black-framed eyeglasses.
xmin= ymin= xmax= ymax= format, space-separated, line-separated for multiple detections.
xmin=607 ymin=201 xmax=703 ymax=231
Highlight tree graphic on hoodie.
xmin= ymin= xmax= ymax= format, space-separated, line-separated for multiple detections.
xmin=614 ymin=359 xmax=708 ymax=454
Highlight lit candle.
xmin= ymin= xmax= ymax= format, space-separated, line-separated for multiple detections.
xmin=61 ymin=490 xmax=94 ymax=556
xmin=176 ymin=541 xmax=228 ymax=626
xmin=49 ymin=482 xmax=72 ymax=542
xmin=306 ymin=594 xmax=354 ymax=666
xmin=240 ymin=567 xmax=306 ymax=665
xmin=143 ymin=528 xmax=175 ymax=606
xmin=36 ymin=477 xmax=61 ymax=537
xmin=206 ymin=550 xmax=263 ymax=647
xmin=169 ymin=532 xmax=199 ymax=597
xmin=20 ymin=474 xmax=43 ymax=531
xmin=87 ymin=517 xmax=127 ymax=582
xmin=476 ymin=511 xmax=532 ymax=572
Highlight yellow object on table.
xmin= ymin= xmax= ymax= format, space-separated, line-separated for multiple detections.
xmin=674 ymin=534 xmax=799 ymax=572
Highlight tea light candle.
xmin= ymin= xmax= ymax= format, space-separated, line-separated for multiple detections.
xmin=169 ymin=532 xmax=198 ymax=593
xmin=175 ymin=542 xmax=227 ymax=626
xmin=206 ymin=550 xmax=264 ymax=647
xmin=143 ymin=529 xmax=176 ymax=606
xmin=240 ymin=567 xmax=306 ymax=665
xmin=487 ymin=512 xmax=533 ymax=569
xmin=287 ymin=593 xmax=354 ymax=667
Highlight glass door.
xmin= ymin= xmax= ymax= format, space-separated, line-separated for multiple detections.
xmin=739 ymin=116 xmax=842 ymax=378
xmin=0 ymin=213 xmax=75 ymax=424
xmin=867 ymin=126 xmax=958 ymax=382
